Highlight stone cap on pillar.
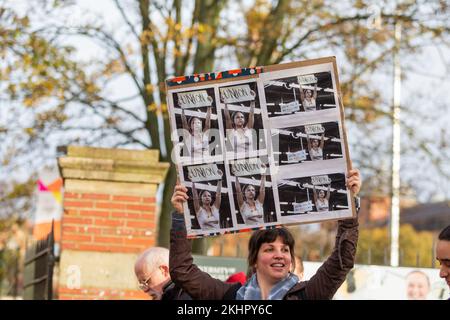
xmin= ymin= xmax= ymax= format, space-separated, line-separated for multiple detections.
xmin=57 ymin=145 xmax=170 ymax=184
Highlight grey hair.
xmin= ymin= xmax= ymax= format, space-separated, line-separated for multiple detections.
xmin=135 ymin=247 xmax=169 ymax=273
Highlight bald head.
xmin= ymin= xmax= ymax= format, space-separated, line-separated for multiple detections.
xmin=135 ymin=247 xmax=170 ymax=299
xmin=135 ymin=247 xmax=169 ymax=274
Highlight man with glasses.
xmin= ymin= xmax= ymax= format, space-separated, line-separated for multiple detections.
xmin=134 ymin=246 xmax=191 ymax=300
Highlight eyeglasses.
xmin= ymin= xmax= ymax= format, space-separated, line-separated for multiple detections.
xmin=138 ymin=269 xmax=157 ymax=291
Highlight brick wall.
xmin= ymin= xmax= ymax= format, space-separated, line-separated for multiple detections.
xmin=57 ymin=146 xmax=169 ymax=300
xmin=58 ymin=287 xmax=149 ymax=300
xmin=61 ymin=192 xmax=157 ymax=253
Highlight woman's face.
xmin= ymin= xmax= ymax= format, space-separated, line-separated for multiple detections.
xmin=312 ymin=139 xmax=319 ymax=148
xmin=255 ymin=237 xmax=292 ymax=283
xmin=305 ymin=89 xmax=312 ymax=98
xmin=244 ymin=185 xmax=256 ymax=200
xmin=319 ymin=190 xmax=325 ymax=198
xmin=406 ymin=273 xmax=430 ymax=300
xmin=201 ymin=191 xmax=211 ymax=205
xmin=191 ymin=117 xmax=202 ymax=133
xmin=233 ymin=112 xmax=245 ymax=127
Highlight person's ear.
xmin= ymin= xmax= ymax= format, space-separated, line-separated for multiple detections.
xmin=160 ymin=265 xmax=170 ymax=277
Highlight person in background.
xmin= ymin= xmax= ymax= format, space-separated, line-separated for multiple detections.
xmin=134 ymin=247 xmax=191 ymax=300
xmin=436 ymin=224 xmax=450 ymax=298
xmin=225 ymin=272 xmax=247 ymax=285
xmin=294 ymin=255 xmax=305 ymax=281
xmin=405 ymin=270 xmax=430 ymax=300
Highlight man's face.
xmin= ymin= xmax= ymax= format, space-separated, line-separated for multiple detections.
xmin=436 ymin=239 xmax=450 ymax=289
xmin=135 ymin=263 xmax=169 ymax=300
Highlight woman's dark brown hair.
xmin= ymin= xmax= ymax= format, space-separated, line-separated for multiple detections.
xmin=246 ymin=227 xmax=296 ymax=277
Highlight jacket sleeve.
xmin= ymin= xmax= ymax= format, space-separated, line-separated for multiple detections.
xmin=304 ymin=217 xmax=359 ymax=299
xmin=169 ymin=212 xmax=234 ymax=300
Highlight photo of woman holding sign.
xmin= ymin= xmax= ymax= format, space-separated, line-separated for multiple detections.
xmin=181 ymin=107 xmax=211 ymax=158
xmin=307 ymin=133 xmax=325 ymax=161
xmin=191 ymin=176 xmax=222 ymax=230
xmin=299 ymin=82 xmax=317 ymax=111
xmin=263 ymin=71 xmax=336 ymax=118
xmin=273 ymin=122 xmax=342 ymax=166
xmin=235 ymin=173 xmax=266 ymax=225
xmin=313 ymin=184 xmax=331 ymax=212
xmin=223 ymin=101 xmax=255 ymax=154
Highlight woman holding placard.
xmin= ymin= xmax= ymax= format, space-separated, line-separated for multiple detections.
xmin=313 ymin=184 xmax=331 ymax=212
xmin=235 ymin=173 xmax=266 ymax=225
xmin=224 ymin=101 xmax=255 ymax=153
xmin=191 ymin=175 xmax=222 ymax=230
xmin=169 ymin=169 xmax=362 ymax=300
xmin=299 ymin=83 xmax=317 ymax=111
xmin=307 ymin=133 xmax=324 ymax=161
xmin=181 ymin=107 xmax=212 ymax=158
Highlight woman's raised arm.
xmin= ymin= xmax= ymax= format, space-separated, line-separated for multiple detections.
xmin=235 ymin=176 xmax=244 ymax=209
xmin=204 ymin=107 xmax=211 ymax=132
xmin=247 ymin=101 xmax=255 ymax=129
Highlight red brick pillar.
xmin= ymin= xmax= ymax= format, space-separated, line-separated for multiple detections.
xmin=57 ymin=146 xmax=169 ymax=300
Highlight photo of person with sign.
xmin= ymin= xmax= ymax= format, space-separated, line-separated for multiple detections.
xmin=181 ymin=107 xmax=211 ymax=158
xmin=235 ymin=173 xmax=266 ymax=225
xmin=262 ymin=71 xmax=336 ymax=118
xmin=220 ymin=83 xmax=262 ymax=155
xmin=223 ymin=101 xmax=256 ymax=154
xmin=313 ymin=184 xmax=331 ymax=212
xmin=307 ymin=133 xmax=325 ymax=161
xmin=299 ymin=82 xmax=317 ymax=111
xmin=230 ymin=158 xmax=276 ymax=225
xmin=190 ymin=170 xmax=223 ymax=231
xmin=173 ymin=88 xmax=222 ymax=161
xmin=273 ymin=122 xmax=342 ymax=166
xmin=277 ymin=173 xmax=349 ymax=218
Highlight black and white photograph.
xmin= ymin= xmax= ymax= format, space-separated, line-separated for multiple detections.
xmin=228 ymin=157 xmax=277 ymax=226
xmin=181 ymin=163 xmax=233 ymax=234
xmin=276 ymin=172 xmax=349 ymax=217
xmin=171 ymin=87 xmax=222 ymax=163
xmin=263 ymin=71 xmax=336 ymax=118
xmin=271 ymin=121 xmax=343 ymax=166
xmin=218 ymin=81 xmax=267 ymax=158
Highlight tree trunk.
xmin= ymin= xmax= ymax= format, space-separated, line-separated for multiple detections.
xmin=157 ymin=0 xmax=226 ymax=253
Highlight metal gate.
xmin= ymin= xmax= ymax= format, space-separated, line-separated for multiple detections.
xmin=23 ymin=221 xmax=55 ymax=300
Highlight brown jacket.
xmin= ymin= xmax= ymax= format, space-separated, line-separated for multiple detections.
xmin=169 ymin=217 xmax=359 ymax=300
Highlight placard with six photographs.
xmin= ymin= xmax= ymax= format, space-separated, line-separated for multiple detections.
xmin=166 ymin=57 xmax=356 ymax=238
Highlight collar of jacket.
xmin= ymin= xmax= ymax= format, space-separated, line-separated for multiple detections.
xmin=162 ymin=279 xmax=175 ymax=293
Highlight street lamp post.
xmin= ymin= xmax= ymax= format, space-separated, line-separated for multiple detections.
xmin=390 ymin=17 xmax=402 ymax=267
xmin=367 ymin=3 xmax=402 ymax=267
